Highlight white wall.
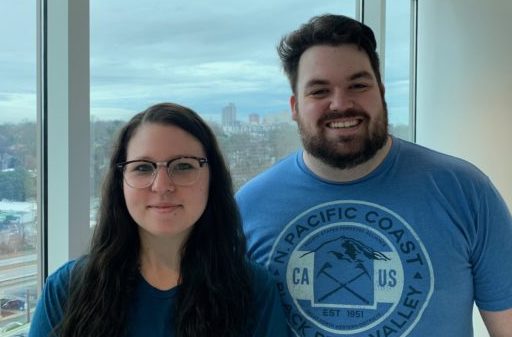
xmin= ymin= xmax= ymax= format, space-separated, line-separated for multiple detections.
xmin=416 ymin=0 xmax=512 ymax=206
xmin=416 ymin=1 xmax=512 ymax=336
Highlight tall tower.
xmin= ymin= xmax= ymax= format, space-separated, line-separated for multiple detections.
xmin=222 ymin=102 xmax=237 ymax=127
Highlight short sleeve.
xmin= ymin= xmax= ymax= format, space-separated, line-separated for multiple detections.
xmin=472 ymin=181 xmax=512 ymax=311
xmin=248 ymin=262 xmax=290 ymax=337
xmin=28 ymin=260 xmax=76 ymax=337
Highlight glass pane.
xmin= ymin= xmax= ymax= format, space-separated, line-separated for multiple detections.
xmin=90 ymin=1 xmax=357 ymax=222
xmin=385 ymin=0 xmax=412 ymax=140
xmin=0 ymin=0 xmax=37 ymax=335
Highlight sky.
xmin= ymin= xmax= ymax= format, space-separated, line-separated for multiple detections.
xmin=0 ymin=0 xmax=37 ymax=124
xmin=0 ymin=0 xmax=410 ymax=126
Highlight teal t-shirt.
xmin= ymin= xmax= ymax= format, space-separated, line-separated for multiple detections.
xmin=28 ymin=259 xmax=288 ymax=337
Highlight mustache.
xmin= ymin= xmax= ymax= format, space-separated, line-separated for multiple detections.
xmin=318 ymin=109 xmax=370 ymax=124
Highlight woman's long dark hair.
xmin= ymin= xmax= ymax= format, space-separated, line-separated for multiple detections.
xmin=57 ymin=103 xmax=252 ymax=337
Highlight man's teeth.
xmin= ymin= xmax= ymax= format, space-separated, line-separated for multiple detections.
xmin=328 ymin=120 xmax=360 ymax=128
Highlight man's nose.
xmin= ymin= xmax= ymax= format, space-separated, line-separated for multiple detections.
xmin=329 ymin=89 xmax=354 ymax=111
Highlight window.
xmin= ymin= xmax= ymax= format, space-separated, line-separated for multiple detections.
xmin=31 ymin=0 xmax=415 ymax=329
xmin=90 ymin=1 xmax=358 ymax=213
xmin=0 ymin=0 xmax=38 ymax=333
xmin=385 ymin=0 xmax=414 ymax=140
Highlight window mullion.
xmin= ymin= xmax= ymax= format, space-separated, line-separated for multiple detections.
xmin=45 ymin=0 xmax=91 ymax=274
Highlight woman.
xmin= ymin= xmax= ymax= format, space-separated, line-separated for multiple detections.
xmin=29 ymin=103 xmax=287 ymax=337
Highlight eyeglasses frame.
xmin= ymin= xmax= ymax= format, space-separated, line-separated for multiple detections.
xmin=116 ymin=156 xmax=208 ymax=188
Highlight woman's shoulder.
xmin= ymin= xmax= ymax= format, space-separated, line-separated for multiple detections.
xmin=245 ymin=260 xmax=289 ymax=336
xmin=45 ymin=257 xmax=85 ymax=289
xmin=246 ymin=260 xmax=278 ymax=291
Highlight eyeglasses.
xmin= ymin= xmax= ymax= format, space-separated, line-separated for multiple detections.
xmin=117 ymin=156 xmax=208 ymax=189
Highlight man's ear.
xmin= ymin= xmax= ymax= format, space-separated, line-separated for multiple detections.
xmin=380 ymin=83 xmax=386 ymax=97
xmin=290 ymin=95 xmax=298 ymax=121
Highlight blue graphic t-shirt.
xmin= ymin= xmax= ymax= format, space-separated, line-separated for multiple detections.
xmin=236 ymin=137 xmax=512 ymax=337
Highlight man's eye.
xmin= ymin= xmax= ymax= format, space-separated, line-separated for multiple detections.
xmin=350 ymin=83 xmax=369 ymax=90
xmin=309 ymin=89 xmax=329 ymax=96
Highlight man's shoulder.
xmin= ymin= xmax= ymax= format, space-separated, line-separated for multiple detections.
xmin=396 ymin=138 xmax=486 ymax=177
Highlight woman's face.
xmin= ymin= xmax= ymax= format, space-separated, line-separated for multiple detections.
xmin=123 ymin=123 xmax=209 ymax=243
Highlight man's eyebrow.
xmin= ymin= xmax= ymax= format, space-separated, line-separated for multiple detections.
xmin=304 ymin=79 xmax=329 ymax=89
xmin=303 ymin=71 xmax=375 ymax=89
xmin=349 ymin=71 xmax=374 ymax=81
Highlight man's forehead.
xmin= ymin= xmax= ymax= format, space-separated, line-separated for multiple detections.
xmin=299 ymin=71 xmax=376 ymax=92
xmin=297 ymin=45 xmax=374 ymax=83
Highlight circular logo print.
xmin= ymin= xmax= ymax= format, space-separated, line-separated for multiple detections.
xmin=267 ymin=201 xmax=433 ymax=337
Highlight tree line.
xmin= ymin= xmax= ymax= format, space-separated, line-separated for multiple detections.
xmin=0 ymin=117 xmax=412 ymax=202
xmin=0 ymin=122 xmax=37 ymax=201
xmin=0 ymin=120 xmax=301 ymax=202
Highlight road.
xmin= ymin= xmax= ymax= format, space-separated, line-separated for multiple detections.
xmin=0 ymin=253 xmax=37 ymax=335
xmin=0 ymin=254 xmax=36 ymax=294
xmin=0 ymin=255 xmax=36 ymax=268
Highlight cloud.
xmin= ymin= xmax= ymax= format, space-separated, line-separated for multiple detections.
xmin=90 ymin=106 xmax=134 ymax=121
xmin=0 ymin=92 xmax=37 ymax=123
xmin=87 ymin=0 xmax=358 ymax=120
xmin=1 ymin=0 xmax=411 ymax=128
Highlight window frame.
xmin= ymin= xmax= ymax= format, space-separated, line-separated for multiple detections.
xmin=38 ymin=0 xmax=91 ymax=280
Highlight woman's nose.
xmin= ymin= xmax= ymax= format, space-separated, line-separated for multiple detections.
xmin=151 ymin=166 xmax=176 ymax=192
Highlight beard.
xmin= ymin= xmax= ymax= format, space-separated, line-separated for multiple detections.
xmin=297 ymin=100 xmax=389 ymax=170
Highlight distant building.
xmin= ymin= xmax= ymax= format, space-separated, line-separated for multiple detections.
xmin=263 ymin=110 xmax=292 ymax=125
xmin=222 ymin=103 xmax=237 ymax=127
xmin=249 ymin=113 xmax=260 ymax=125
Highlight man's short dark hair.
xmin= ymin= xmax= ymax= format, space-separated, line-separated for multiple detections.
xmin=277 ymin=14 xmax=382 ymax=93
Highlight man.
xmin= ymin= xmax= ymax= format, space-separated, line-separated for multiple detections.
xmin=236 ymin=14 xmax=512 ymax=337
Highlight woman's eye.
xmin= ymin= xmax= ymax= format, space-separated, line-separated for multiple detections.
xmin=173 ymin=163 xmax=194 ymax=171
xmin=134 ymin=164 xmax=154 ymax=173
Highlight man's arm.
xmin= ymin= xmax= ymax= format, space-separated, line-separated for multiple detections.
xmin=480 ymin=309 xmax=512 ymax=337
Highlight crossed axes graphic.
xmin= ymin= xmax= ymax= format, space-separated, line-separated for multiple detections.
xmin=316 ymin=262 xmax=371 ymax=304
